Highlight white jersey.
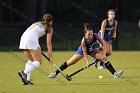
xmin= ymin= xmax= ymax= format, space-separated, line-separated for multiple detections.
xmin=19 ymin=22 xmax=46 ymax=50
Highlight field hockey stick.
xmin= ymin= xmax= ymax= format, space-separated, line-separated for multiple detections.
xmin=41 ymin=52 xmax=72 ymax=81
xmin=67 ymin=62 xmax=96 ymax=78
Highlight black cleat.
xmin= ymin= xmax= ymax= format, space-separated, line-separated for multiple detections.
xmin=27 ymin=81 xmax=34 ymax=85
xmin=18 ymin=71 xmax=28 ymax=85
xmin=22 ymin=81 xmax=34 ymax=85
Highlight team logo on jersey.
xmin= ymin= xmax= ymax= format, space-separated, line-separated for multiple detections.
xmin=105 ymin=27 xmax=114 ymax=31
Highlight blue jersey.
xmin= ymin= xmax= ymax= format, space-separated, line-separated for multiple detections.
xmin=97 ymin=19 xmax=116 ymax=42
xmin=105 ymin=19 xmax=115 ymax=35
xmin=75 ymin=34 xmax=97 ymax=55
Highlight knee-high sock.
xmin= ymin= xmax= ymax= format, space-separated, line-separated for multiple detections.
xmin=24 ymin=61 xmax=40 ymax=75
xmin=55 ymin=62 xmax=68 ymax=75
xmin=104 ymin=61 xmax=116 ymax=75
xmin=24 ymin=60 xmax=33 ymax=81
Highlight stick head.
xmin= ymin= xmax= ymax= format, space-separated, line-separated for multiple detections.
xmin=66 ymin=74 xmax=72 ymax=81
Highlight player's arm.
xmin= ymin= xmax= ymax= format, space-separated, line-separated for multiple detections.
xmin=94 ymin=33 xmax=106 ymax=54
xmin=46 ymin=27 xmax=53 ymax=64
xmin=100 ymin=20 xmax=106 ymax=39
xmin=112 ymin=20 xmax=118 ymax=41
xmin=81 ymin=38 xmax=89 ymax=67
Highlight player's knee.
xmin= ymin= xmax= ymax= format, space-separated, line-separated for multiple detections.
xmin=28 ymin=57 xmax=34 ymax=62
xmin=100 ymin=54 xmax=107 ymax=62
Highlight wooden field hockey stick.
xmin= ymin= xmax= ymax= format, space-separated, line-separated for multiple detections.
xmin=41 ymin=52 xmax=72 ymax=81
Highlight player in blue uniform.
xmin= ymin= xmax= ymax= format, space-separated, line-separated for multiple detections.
xmin=93 ymin=9 xmax=118 ymax=69
xmin=48 ymin=23 xmax=123 ymax=78
xmin=100 ymin=9 xmax=117 ymax=55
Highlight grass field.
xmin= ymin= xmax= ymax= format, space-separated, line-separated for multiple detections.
xmin=0 ymin=51 xmax=140 ymax=93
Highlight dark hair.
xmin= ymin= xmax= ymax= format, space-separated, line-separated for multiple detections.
xmin=84 ymin=23 xmax=92 ymax=33
xmin=42 ymin=13 xmax=53 ymax=24
xmin=107 ymin=9 xmax=115 ymax=15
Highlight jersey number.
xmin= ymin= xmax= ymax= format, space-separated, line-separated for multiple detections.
xmin=89 ymin=45 xmax=93 ymax=51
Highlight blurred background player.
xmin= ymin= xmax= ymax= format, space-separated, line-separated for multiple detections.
xmin=93 ymin=9 xmax=118 ymax=69
xmin=18 ymin=13 xmax=53 ymax=85
xmin=48 ymin=23 xmax=123 ymax=78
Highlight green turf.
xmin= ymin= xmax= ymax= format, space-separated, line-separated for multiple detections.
xmin=0 ymin=51 xmax=140 ymax=93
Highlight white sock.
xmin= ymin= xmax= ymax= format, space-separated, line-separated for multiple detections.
xmin=25 ymin=60 xmax=33 ymax=81
xmin=25 ymin=60 xmax=32 ymax=69
xmin=24 ymin=61 xmax=40 ymax=75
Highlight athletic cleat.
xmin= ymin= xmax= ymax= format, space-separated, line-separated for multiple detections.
xmin=18 ymin=71 xmax=28 ymax=85
xmin=48 ymin=72 xmax=57 ymax=78
xmin=23 ymin=81 xmax=34 ymax=85
xmin=113 ymin=71 xmax=123 ymax=78
xmin=98 ymin=66 xmax=105 ymax=69
xmin=28 ymin=81 xmax=34 ymax=85
xmin=98 ymin=64 xmax=106 ymax=69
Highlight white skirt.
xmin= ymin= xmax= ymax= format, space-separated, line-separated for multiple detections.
xmin=19 ymin=31 xmax=40 ymax=50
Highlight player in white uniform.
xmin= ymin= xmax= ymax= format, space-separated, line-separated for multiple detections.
xmin=18 ymin=13 xmax=53 ymax=85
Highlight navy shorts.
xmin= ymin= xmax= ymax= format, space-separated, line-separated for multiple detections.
xmin=96 ymin=31 xmax=110 ymax=43
xmin=75 ymin=46 xmax=96 ymax=55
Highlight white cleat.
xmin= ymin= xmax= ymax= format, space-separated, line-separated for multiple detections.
xmin=48 ymin=72 xmax=57 ymax=78
xmin=113 ymin=71 xmax=123 ymax=78
xmin=98 ymin=66 xmax=105 ymax=69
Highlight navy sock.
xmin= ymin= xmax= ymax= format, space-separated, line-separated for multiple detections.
xmin=55 ymin=62 xmax=68 ymax=75
xmin=104 ymin=61 xmax=116 ymax=75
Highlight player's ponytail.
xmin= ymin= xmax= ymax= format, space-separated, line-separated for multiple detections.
xmin=84 ymin=23 xmax=92 ymax=33
xmin=42 ymin=13 xmax=53 ymax=33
